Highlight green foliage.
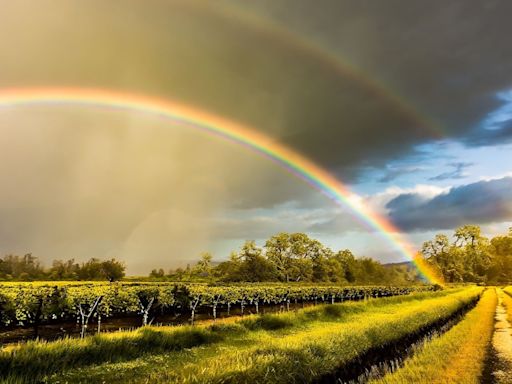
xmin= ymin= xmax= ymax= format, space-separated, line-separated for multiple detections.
xmin=0 ymin=256 xmax=125 ymax=282
xmin=421 ymin=226 xmax=512 ymax=283
xmin=100 ymin=259 xmax=125 ymax=282
xmin=166 ymin=232 xmax=415 ymax=285
xmin=0 ymin=282 xmax=433 ymax=329
xmin=0 ymin=254 xmax=44 ymax=281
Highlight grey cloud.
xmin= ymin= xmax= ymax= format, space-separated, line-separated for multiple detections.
xmin=0 ymin=108 xmax=316 ymax=274
xmin=378 ymin=166 xmax=425 ymax=183
xmin=209 ymin=205 xmax=360 ymax=241
xmin=464 ymin=121 xmax=512 ymax=147
xmin=2 ymin=0 xmax=512 ymax=270
xmin=222 ymin=0 xmax=512 ymax=160
xmin=429 ymin=162 xmax=473 ymax=181
xmin=387 ymin=177 xmax=512 ymax=231
xmin=2 ymin=0 xmax=512 ymax=183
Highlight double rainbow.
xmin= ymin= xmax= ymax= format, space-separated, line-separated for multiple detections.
xmin=0 ymin=87 xmax=443 ymax=284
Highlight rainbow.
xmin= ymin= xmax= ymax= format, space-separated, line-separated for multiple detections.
xmin=0 ymin=87 xmax=443 ymax=284
xmin=200 ymin=2 xmax=444 ymax=140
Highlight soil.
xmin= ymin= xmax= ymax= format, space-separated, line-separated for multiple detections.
xmin=482 ymin=289 xmax=512 ymax=384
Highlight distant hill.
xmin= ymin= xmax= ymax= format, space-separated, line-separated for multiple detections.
xmin=383 ymin=261 xmax=425 ymax=282
xmin=383 ymin=261 xmax=414 ymax=269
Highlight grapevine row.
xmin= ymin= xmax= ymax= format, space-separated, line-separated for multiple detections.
xmin=0 ymin=283 xmax=436 ymax=337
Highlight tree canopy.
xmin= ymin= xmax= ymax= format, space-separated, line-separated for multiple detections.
xmin=421 ymin=226 xmax=512 ymax=283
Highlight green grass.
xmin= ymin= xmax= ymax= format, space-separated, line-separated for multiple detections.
xmin=369 ymin=287 xmax=496 ymax=384
xmin=29 ymin=286 xmax=481 ymax=384
xmin=0 ymin=326 xmax=226 ymax=379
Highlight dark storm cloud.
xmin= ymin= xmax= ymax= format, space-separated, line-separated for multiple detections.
xmin=2 ymin=0 xmax=512 ymax=192
xmin=223 ymin=0 xmax=512 ymax=164
xmin=386 ymin=177 xmax=512 ymax=231
xmin=429 ymin=162 xmax=473 ymax=181
xmin=464 ymin=121 xmax=512 ymax=147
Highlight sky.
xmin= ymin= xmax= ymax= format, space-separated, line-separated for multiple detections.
xmin=0 ymin=0 xmax=511 ymax=274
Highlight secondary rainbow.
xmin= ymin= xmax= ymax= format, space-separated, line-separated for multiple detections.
xmin=203 ymin=2 xmax=445 ymax=140
xmin=0 ymin=87 xmax=443 ymax=284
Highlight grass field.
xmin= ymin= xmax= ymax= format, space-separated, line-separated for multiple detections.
xmin=6 ymin=286 xmax=512 ymax=384
xmin=370 ymin=287 xmax=496 ymax=384
xmin=0 ymin=287 xmax=478 ymax=384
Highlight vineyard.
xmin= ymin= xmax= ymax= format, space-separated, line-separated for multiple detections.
xmin=0 ymin=282 xmax=434 ymax=339
xmin=4 ymin=284 xmax=512 ymax=384
xmin=0 ymin=286 xmax=490 ymax=383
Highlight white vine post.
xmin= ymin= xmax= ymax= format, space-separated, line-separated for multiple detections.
xmin=141 ymin=297 xmax=155 ymax=327
xmin=212 ymin=294 xmax=221 ymax=322
xmin=240 ymin=295 xmax=246 ymax=317
xmin=190 ymin=295 xmax=201 ymax=325
xmin=252 ymin=293 xmax=260 ymax=315
xmin=78 ymin=296 xmax=102 ymax=339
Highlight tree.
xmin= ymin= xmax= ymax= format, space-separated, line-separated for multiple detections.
xmin=77 ymin=258 xmax=104 ymax=280
xmin=149 ymin=268 xmax=165 ymax=279
xmin=101 ymin=259 xmax=125 ymax=282
xmin=334 ymin=249 xmax=357 ymax=283
xmin=214 ymin=251 xmax=242 ymax=281
xmin=265 ymin=233 xmax=318 ymax=282
xmin=454 ymin=225 xmax=481 ymax=247
xmin=194 ymin=252 xmax=213 ymax=277
xmin=49 ymin=259 xmax=79 ymax=280
xmin=172 ymin=267 xmax=186 ymax=281
xmin=420 ymin=225 xmax=509 ymax=283
xmin=488 ymin=232 xmax=512 ymax=283
xmin=265 ymin=233 xmax=294 ymax=282
xmin=76 ymin=258 xmax=125 ymax=281
xmin=0 ymin=253 xmax=44 ymax=280
xmin=237 ymin=241 xmax=276 ymax=282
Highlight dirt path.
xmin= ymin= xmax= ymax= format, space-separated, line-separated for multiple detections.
xmin=489 ymin=289 xmax=512 ymax=384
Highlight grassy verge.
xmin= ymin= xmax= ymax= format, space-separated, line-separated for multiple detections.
xmin=369 ymin=288 xmax=496 ymax=384
xmin=39 ymin=287 xmax=482 ymax=384
xmin=502 ymin=286 xmax=512 ymax=323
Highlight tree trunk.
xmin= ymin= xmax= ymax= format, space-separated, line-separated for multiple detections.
xmin=33 ymin=320 xmax=40 ymax=339
xmin=255 ymin=302 xmax=259 ymax=314
xmin=190 ymin=297 xmax=200 ymax=326
xmin=80 ymin=317 xmax=87 ymax=339
xmin=78 ymin=296 xmax=103 ymax=339
xmin=33 ymin=299 xmax=43 ymax=339
xmin=141 ymin=297 xmax=155 ymax=327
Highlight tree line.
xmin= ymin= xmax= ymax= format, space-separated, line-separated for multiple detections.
xmin=151 ymin=232 xmax=419 ymax=285
xmin=0 ymin=254 xmax=125 ymax=281
xmin=7 ymin=227 xmax=508 ymax=284
xmin=421 ymin=225 xmax=512 ymax=283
